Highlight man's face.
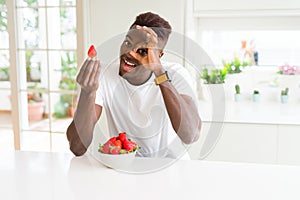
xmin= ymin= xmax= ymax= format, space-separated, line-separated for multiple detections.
xmin=119 ymin=28 xmax=151 ymax=78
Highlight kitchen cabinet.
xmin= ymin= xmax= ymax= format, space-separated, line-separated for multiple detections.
xmin=189 ymin=122 xmax=300 ymax=165
xmin=193 ymin=0 xmax=300 ymax=15
xmin=189 ymin=122 xmax=278 ymax=164
xmin=278 ymin=125 xmax=300 ymax=165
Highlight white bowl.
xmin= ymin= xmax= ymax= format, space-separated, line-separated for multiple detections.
xmin=98 ymin=151 xmax=137 ymax=170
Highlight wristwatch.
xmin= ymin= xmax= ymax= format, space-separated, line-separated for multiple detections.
xmin=154 ymin=71 xmax=171 ymax=85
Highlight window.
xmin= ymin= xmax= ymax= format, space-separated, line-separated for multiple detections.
xmin=0 ymin=0 xmax=14 ymax=152
xmin=1 ymin=0 xmax=83 ymax=152
xmin=194 ymin=16 xmax=300 ymax=67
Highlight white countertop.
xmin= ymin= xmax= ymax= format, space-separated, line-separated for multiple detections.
xmin=1 ymin=151 xmax=300 ymax=200
xmin=199 ymin=100 xmax=300 ymax=125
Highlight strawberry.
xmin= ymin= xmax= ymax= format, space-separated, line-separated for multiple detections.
xmin=118 ymin=132 xmax=127 ymax=142
xmin=102 ymin=141 xmax=113 ymax=154
xmin=110 ymin=146 xmax=121 ymax=154
xmin=123 ymin=140 xmax=136 ymax=152
xmin=113 ymin=140 xmax=122 ymax=149
xmin=109 ymin=136 xmax=117 ymax=143
xmin=87 ymin=45 xmax=97 ymax=58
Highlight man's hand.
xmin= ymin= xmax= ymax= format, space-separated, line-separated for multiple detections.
xmin=136 ymin=25 xmax=163 ymax=74
xmin=76 ymin=58 xmax=101 ymax=94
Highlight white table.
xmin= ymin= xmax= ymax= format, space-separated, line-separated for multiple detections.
xmin=1 ymin=151 xmax=300 ymax=200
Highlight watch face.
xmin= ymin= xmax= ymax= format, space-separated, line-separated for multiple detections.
xmin=155 ymin=72 xmax=170 ymax=85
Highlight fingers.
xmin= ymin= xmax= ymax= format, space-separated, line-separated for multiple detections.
xmin=88 ymin=59 xmax=101 ymax=86
xmin=76 ymin=58 xmax=92 ymax=84
xmin=136 ymin=25 xmax=158 ymax=49
xmin=76 ymin=58 xmax=101 ymax=88
xmin=136 ymin=25 xmax=157 ymax=38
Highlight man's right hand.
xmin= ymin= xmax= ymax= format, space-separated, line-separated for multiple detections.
xmin=76 ymin=58 xmax=101 ymax=94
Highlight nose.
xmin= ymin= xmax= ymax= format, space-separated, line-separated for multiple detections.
xmin=128 ymin=49 xmax=139 ymax=58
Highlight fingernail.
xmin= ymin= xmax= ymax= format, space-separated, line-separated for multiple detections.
xmin=136 ymin=25 xmax=141 ymax=28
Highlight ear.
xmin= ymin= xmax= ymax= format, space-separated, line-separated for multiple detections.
xmin=159 ymin=51 xmax=164 ymax=58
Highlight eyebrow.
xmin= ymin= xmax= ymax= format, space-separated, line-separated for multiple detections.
xmin=125 ymin=34 xmax=133 ymax=41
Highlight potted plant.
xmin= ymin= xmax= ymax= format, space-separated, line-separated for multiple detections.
xmin=201 ymin=68 xmax=227 ymax=84
xmin=223 ymin=57 xmax=249 ymax=74
xmin=252 ymin=90 xmax=260 ymax=102
xmin=27 ymin=84 xmax=45 ymax=121
xmin=0 ymin=67 xmax=9 ymax=81
xmin=280 ymin=87 xmax=289 ymax=104
xmin=54 ymin=52 xmax=77 ymax=118
xmin=234 ymin=84 xmax=242 ymax=102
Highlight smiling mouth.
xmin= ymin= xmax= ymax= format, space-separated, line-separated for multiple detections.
xmin=121 ymin=57 xmax=138 ymax=73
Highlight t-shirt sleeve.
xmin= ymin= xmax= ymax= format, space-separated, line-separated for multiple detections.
xmin=168 ymin=63 xmax=198 ymax=103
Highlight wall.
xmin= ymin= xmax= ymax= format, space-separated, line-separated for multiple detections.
xmin=84 ymin=0 xmax=186 ymax=65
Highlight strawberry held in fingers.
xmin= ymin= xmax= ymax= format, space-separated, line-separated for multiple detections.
xmin=87 ymin=45 xmax=97 ymax=58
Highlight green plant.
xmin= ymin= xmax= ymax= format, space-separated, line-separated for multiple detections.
xmin=27 ymin=83 xmax=45 ymax=103
xmin=253 ymin=90 xmax=259 ymax=95
xmin=0 ymin=67 xmax=9 ymax=80
xmin=201 ymin=68 xmax=227 ymax=84
xmin=281 ymin=87 xmax=289 ymax=96
xmin=223 ymin=56 xmax=249 ymax=74
xmin=58 ymin=52 xmax=77 ymax=106
xmin=235 ymin=84 xmax=240 ymax=94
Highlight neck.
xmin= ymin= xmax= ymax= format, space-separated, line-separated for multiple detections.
xmin=120 ymin=70 xmax=153 ymax=86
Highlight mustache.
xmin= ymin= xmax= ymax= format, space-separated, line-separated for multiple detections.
xmin=120 ymin=54 xmax=140 ymax=66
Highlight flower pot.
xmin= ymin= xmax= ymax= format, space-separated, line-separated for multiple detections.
xmin=280 ymin=95 xmax=288 ymax=104
xmin=252 ymin=94 xmax=260 ymax=102
xmin=234 ymin=93 xmax=242 ymax=102
xmin=28 ymin=101 xmax=45 ymax=121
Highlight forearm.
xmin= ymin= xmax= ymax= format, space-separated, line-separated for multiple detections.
xmin=153 ymin=69 xmax=201 ymax=144
xmin=67 ymin=90 xmax=99 ymax=155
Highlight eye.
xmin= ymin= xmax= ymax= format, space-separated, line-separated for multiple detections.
xmin=137 ymin=48 xmax=148 ymax=57
xmin=123 ymin=40 xmax=132 ymax=48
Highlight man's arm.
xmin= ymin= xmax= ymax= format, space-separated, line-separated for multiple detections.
xmin=137 ymin=25 xmax=201 ymax=144
xmin=66 ymin=58 xmax=102 ymax=156
xmin=155 ymin=75 xmax=201 ymax=144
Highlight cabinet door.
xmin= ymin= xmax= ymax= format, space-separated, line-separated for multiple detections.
xmin=193 ymin=0 xmax=300 ymax=12
xmin=205 ymin=123 xmax=277 ymax=164
xmin=278 ymin=125 xmax=300 ymax=165
xmin=187 ymin=122 xmax=218 ymax=159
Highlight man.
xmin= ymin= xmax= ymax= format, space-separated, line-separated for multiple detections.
xmin=67 ymin=12 xmax=201 ymax=158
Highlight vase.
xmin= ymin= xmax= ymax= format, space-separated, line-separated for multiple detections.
xmin=280 ymin=95 xmax=288 ymax=104
xmin=234 ymin=93 xmax=242 ymax=102
xmin=28 ymin=101 xmax=45 ymax=121
xmin=252 ymin=94 xmax=260 ymax=102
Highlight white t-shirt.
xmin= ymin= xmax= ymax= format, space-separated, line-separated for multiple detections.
xmin=93 ymin=61 xmax=197 ymax=158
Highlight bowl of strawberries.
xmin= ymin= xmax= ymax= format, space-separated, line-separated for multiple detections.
xmin=98 ymin=132 xmax=139 ymax=169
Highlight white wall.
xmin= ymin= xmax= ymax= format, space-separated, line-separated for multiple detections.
xmin=84 ymin=0 xmax=186 ymax=64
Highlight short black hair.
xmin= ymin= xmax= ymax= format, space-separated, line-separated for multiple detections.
xmin=130 ymin=12 xmax=172 ymax=41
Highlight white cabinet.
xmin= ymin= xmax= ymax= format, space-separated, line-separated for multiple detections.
xmin=193 ymin=0 xmax=300 ymax=12
xmin=277 ymin=125 xmax=300 ymax=165
xmin=189 ymin=122 xmax=278 ymax=164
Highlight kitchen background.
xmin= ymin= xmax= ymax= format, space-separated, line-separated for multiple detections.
xmin=1 ymin=0 xmax=300 ymax=165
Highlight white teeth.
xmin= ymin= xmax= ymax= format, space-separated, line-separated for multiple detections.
xmin=124 ymin=59 xmax=135 ymax=66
